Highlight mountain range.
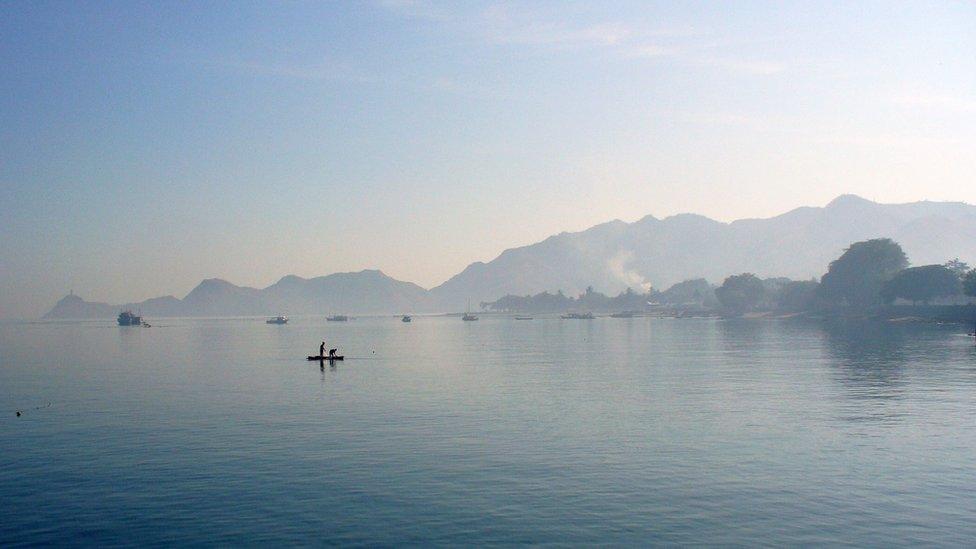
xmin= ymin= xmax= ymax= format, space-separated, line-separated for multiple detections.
xmin=44 ymin=195 xmax=976 ymax=319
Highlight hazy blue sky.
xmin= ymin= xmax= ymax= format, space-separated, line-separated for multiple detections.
xmin=1 ymin=1 xmax=974 ymax=318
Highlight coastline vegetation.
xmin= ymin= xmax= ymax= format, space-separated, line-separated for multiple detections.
xmin=483 ymin=238 xmax=976 ymax=322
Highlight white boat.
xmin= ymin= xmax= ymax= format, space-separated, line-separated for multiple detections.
xmin=462 ymin=301 xmax=478 ymax=321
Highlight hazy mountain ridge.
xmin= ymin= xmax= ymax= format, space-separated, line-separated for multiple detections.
xmin=43 ymin=196 xmax=976 ymax=318
xmin=43 ymin=294 xmax=117 ymax=319
xmin=428 ymin=195 xmax=976 ymax=309
xmin=44 ymin=270 xmax=435 ymax=319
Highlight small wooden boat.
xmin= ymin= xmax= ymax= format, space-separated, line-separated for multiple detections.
xmin=307 ymin=355 xmax=344 ymax=361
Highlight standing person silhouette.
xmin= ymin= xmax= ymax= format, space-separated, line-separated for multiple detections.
xmin=320 ymin=341 xmax=326 ymax=358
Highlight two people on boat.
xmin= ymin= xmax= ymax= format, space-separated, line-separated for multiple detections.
xmin=319 ymin=341 xmax=338 ymax=358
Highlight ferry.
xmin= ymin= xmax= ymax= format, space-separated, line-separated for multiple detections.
xmin=118 ymin=310 xmax=148 ymax=327
xmin=266 ymin=316 xmax=289 ymax=324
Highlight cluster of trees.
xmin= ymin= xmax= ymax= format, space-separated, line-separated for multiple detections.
xmin=715 ymin=238 xmax=976 ymax=315
xmin=712 ymin=274 xmax=819 ymax=315
xmin=483 ymin=279 xmax=719 ymax=313
xmin=483 ymin=287 xmax=651 ymax=313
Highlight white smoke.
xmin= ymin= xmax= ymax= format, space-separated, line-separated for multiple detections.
xmin=607 ymin=250 xmax=651 ymax=292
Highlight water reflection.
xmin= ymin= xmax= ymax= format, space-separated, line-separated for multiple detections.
xmin=818 ymin=319 xmax=976 ymax=424
xmin=820 ymin=320 xmax=910 ymax=426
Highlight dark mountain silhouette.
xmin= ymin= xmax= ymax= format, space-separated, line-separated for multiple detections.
xmin=43 ymin=195 xmax=976 ymax=318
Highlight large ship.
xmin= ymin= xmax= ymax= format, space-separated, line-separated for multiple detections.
xmin=118 ymin=310 xmax=147 ymax=326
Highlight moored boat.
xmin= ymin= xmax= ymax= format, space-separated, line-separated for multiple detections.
xmin=462 ymin=301 xmax=478 ymax=321
xmin=118 ymin=310 xmax=148 ymax=327
xmin=560 ymin=312 xmax=594 ymax=319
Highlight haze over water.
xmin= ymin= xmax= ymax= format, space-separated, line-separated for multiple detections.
xmin=3 ymin=316 xmax=975 ymax=545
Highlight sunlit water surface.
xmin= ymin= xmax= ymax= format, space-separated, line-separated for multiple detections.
xmin=3 ymin=316 xmax=976 ymax=545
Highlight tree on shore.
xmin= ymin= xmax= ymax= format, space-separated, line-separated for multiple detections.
xmin=819 ymin=238 xmax=908 ymax=307
xmin=945 ymin=258 xmax=970 ymax=280
xmin=716 ymin=273 xmax=765 ymax=315
xmin=659 ymin=278 xmax=717 ymax=308
xmin=963 ymin=270 xmax=976 ymax=298
xmin=881 ymin=265 xmax=960 ymax=305
xmin=483 ymin=287 xmax=656 ymax=313
xmin=774 ymin=279 xmax=820 ymax=311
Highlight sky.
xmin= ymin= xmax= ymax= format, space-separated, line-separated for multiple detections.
xmin=1 ymin=1 xmax=974 ymax=319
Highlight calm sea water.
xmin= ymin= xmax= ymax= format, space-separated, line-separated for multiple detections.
xmin=2 ymin=316 xmax=976 ymax=546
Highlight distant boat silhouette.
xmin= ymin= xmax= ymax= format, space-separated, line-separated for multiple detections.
xmin=462 ymin=301 xmax=478 ymax=321
xmin=402 ymin=315 xmax=412 ymax=323
xmin=327 ymin=315 xmax=348 ymax=322
xmin=561 ymin=312 xmax=594 ymax=319
xmin=118 ymin=310 xmax=148 ymax=327
xmin=266 ymin=316 xmax=288 ymax=324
